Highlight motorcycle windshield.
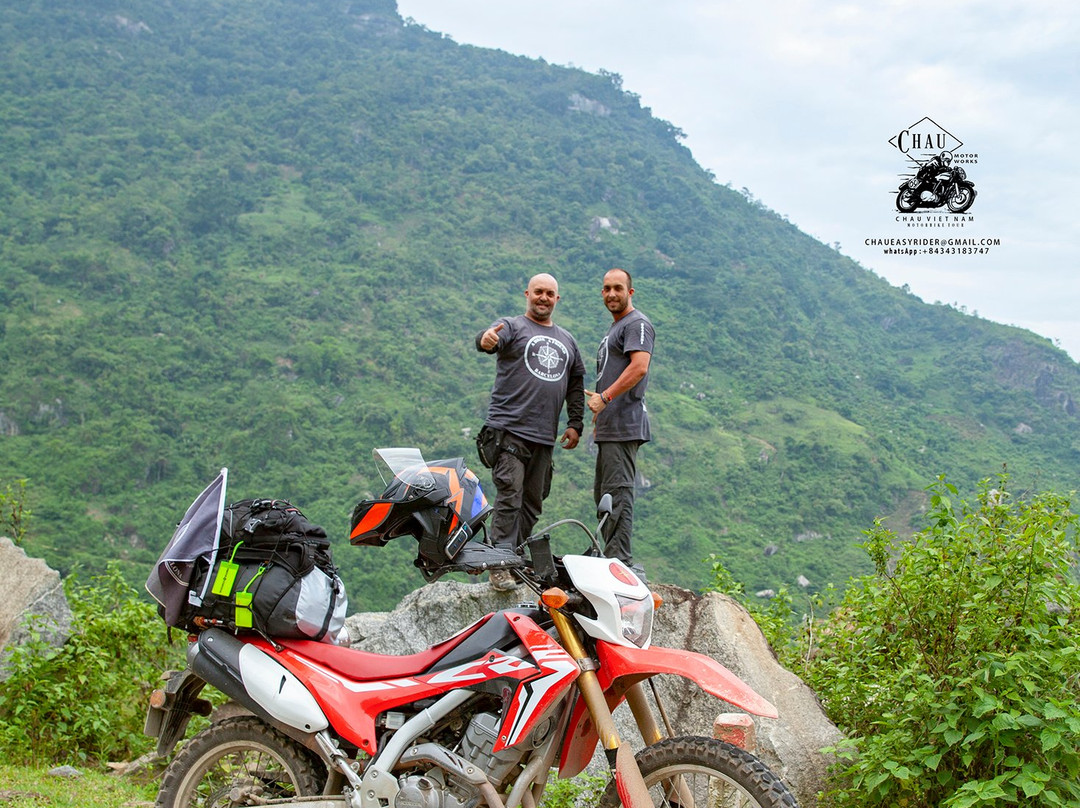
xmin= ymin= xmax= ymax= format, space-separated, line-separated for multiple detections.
xmin=372 ymin=447 xmax=428 ymax=488
xmin=371 ymin=448 xmax=490 ymax=528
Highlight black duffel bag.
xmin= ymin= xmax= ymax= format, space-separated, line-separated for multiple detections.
xmin=160 ymin=499 xmax=348 ymax=643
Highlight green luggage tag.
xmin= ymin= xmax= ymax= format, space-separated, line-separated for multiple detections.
xmin=211 ymin=542 xmax=244 ymax=597
xmin=233 ymin=563 xmax=267 ymax=629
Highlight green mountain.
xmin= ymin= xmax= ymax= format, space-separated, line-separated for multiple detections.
xmin=1 ymin=0 xmax=1077 ymax=610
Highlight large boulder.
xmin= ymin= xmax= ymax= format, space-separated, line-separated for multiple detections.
xmin=0 ymin=537 xmax=73 ymax=679
xmin=648 ymin=584 xmax=842 ymax=804
xmin=346 ymin=580 xmax=840 ymax=806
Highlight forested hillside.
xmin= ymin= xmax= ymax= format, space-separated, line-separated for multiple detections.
xmin=1 ymin=0 xmax=1077 ymax=609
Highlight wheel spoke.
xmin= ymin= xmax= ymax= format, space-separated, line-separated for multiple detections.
xmin=157 ymin=717 xmax=323 ymax=808
xmin=598 ymin=737 xmax=797 ymax=808
xmin=651 ymin=765 xmax=756 ymax=808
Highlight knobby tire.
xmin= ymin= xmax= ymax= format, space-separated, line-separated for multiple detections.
xmin=156 ymin=716 xmax=325 ymax=808
xmin=597 ymin=735 xmax=799 ymax=808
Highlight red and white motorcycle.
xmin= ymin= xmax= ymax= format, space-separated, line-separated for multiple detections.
xmin=146 ymin=448 xmax=798 ymax=808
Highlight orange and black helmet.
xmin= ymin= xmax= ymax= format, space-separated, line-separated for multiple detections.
xmin=349 ymin=457 xmax=491 ymax=567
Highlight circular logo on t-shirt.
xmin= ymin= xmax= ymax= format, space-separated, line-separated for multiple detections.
xmin=596 ymin=336 xmax=610 ymax=379
xmin=525 ymin=335 xmax=570 ymax=382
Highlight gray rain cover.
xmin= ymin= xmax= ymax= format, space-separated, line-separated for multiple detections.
xmin=145 ymin=469 xmax=228 ymax=627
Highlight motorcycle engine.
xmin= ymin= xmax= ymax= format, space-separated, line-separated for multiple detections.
xmin=456 ymin=712 xmax=523 ymax=785
xmin=920 ymin=190 xmax=938 ymax=203
xmin=395 ymin=774 xmax=445 ymax=808
xmin=456 ymin=711 xmax=551 ymax=786
xmin=395 ymin=770 xmax=478 ymax=808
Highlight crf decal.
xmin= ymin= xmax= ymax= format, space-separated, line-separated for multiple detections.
xmin=498 ymin=647 xmax=579 ymax=750
xmin=426 ymin=654 xmax=537 ymax=686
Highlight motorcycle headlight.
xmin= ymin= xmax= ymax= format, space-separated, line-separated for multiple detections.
xmin=907 ymin=177 xmax=919 ymax=189
xmin=616 ymin=594 xmax=654 ymax=648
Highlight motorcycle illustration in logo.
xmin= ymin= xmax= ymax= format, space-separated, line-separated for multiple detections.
xmin=895 ymin=150 xmax=977 ymax=214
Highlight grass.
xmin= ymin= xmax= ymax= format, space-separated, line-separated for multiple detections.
xmin=0 ymin=764 xmax=604 ymax=808
xmin=0 ymin=764 xmax=158 ymax=808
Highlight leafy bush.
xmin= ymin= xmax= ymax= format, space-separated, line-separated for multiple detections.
xmin=704 ymin=552 xmax=797 ymax=654
xmin=0 ymin=477 xmax=30 ymax=545
xmin=0 ymin=564 xmax=183 ymax=766
xmin=538 ymin=773 xmax=608 ymax=808
xmin=702 ymin=552 xmax=837 ymax=672
xmin=805 ymin=475 xmax=1080 ymax=807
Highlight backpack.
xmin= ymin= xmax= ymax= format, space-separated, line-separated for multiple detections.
xmin=160 ymin=499 xmax=348 ymax=643
xmin=220 ymin=498 xmax=329 ymax=549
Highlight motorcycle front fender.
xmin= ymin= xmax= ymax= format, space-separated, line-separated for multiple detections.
xmin=597 ymin=642 xmax=778 ymax=718
xmin=557 ymin=641 xmax=778 ymax=777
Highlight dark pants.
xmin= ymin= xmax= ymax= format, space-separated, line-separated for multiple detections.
xmin=489 ymin=433 xmax=553 ymax=552
xmin=594 ymin=441 xmax=642 ymax=564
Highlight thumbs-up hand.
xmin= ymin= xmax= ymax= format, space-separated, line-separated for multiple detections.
xmin=480 ymin=322 xmax=505 ymax=351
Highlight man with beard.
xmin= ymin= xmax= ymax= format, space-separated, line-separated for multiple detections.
xmin=476 ymin=273 xmax=585 ymax=590
xmin=586 ymin=268 xmax=654 ymax=574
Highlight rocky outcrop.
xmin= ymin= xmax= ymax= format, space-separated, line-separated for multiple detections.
xmin=347 ymin=581 xmax=840 ymax=806
xmin=652 ymin=585 xmax=842 ymax=804
xmin=0 ymin=537 xmax=73 ymax=679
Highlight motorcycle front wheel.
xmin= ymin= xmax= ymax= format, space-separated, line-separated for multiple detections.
xmin=598 ymin=736 xmax=798 ymax=808
xmin=947 ymin=185 xmax=976 ymax=213
xmin=156 ymin=716 xmax=326 ymax=808
xmin=895 ymin=187 xmax=919 ymax=213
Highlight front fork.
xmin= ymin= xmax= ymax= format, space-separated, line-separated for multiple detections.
xmin=547 ymin=608 xmax=653 ymax=808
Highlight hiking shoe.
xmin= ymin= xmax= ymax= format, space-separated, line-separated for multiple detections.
xmin=489 ymin=569 xmax=518 ymax=591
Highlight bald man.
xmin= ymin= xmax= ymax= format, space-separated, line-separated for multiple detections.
xmin=475 ymin=274 xmax=585 ymax=590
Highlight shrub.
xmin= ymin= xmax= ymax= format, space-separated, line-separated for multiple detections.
xmin=0 ymin=478 xmax=30 ymax=545
xmin=806 ymin=475 xmax=1080 ymax=807
xmin=538 ymin=773 xmax=608 ymax=808
xmin=703 ymin=552 xmax=836 ymax=672
xmin=0 ymin=563 xmax=183 ymax=766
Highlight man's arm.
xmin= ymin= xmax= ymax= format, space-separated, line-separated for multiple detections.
xmin=476 ymin=321 xmax=506 ymax=353
xmin=586 ymin=351 xmax=651 ymax=414
xmin=560 ymin=350 xmax=586 ymax=449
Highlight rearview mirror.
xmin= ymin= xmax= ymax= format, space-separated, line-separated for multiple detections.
xmin=596 ymin=493 xmax=613 ymax=521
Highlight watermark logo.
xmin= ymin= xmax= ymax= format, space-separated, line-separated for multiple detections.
xmin=888 ymin=117 xmax=978 ymax=217
xmin=861 ymin=118 xmax=999 ymax=255
xmin=888 ymin=116 xmax=963 ymax=161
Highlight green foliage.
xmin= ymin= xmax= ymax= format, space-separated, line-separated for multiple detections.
xmin=804 ymin=475 xmax=1080 ymax=807
xmin=0 ymin=478 xmax=30 ymax=545
xmin=0 ymin=564 xmax=184 ymax=766
xmin=703 ymin=552 xmax=837 ymax=670
xmin=537 ymin=772 xmax=608 ymax=808
xmin=0 ymin=0 xmax=1078 ymax=609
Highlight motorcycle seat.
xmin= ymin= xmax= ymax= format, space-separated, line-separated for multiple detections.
xmin=275 ymin=616 xmax=490 ymax=680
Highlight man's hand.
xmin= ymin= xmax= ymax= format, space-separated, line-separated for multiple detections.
xmin=560 ymin=427 xmax=580 ymax=450
xmin=479 ymin=322 xmax=504 ymax=351
xmin=585 ymin=389 xmax=606 ymax=414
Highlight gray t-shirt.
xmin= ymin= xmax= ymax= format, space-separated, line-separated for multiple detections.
xmin=594 ymin=308 xmax=653 ymax=442
xmin=478 ymin=315 xmax=585 ymax=445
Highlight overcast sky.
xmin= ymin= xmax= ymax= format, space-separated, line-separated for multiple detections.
xmin=396 ymin=0 xmax=1079 ymax=361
